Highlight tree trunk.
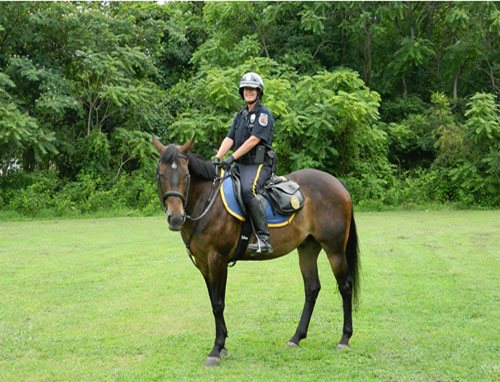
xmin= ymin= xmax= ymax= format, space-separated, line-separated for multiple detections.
xmin=362 ymin=23 xmax=373 ymax=86
xmin=402 ymin=73 xmax=408 ymax=97
xmin=2 ymin=144 xmax=16 ymax=176
xmin=452 ymin=63 xmax=464 ymax=100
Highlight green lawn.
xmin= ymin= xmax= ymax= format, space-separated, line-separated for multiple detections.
xmin=1 ymin=211 xmax=499 ymax=381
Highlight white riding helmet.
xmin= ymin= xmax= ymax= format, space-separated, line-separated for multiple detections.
xmin=239 ymin=72 xmax=264 ymax=100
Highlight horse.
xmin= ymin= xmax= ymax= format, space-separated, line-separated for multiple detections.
xmin=153 ymin=136 xmax=360 ymax=366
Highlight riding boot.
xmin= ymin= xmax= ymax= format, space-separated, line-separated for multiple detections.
xmin=247 ymin=195 xmax=273 ymax=254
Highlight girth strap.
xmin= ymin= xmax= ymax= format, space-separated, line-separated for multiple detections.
xmin=229 ymin=218 xmax=253 ymax=267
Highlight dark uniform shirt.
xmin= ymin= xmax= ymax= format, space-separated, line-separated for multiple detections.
xmin=227 ymin=102 xmax=274 ymax=163
xmin=227 ymin=102 xmax=275 ymax=203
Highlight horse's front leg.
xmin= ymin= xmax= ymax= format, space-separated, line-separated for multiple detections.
xmin=203 ymin=252 xmax=228 ymax=366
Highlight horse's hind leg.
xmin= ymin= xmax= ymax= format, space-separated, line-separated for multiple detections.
xmin=287 ymin=237 xmax=322 ymax=347
xmin=324 ymin=246 xmax=354 ymax=350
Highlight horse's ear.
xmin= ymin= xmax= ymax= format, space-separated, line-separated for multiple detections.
xmin=179 ymin=136 xmax=195 ymax=153
xmin=152 ymin=134 xmax=166 ymax=154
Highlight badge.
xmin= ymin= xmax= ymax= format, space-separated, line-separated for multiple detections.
xmin=291 ymin=196 xmax=300 ymax=210
xmin=259 ymin=113 xmax=268 ymax=127
xmin=250 ymin=114 xmax=256 ymax=123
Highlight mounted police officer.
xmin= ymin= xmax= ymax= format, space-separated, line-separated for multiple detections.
xmin=212 ymin=72 xmax=276 ymax=254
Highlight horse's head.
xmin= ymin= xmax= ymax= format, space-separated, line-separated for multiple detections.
xmin=153 ymin=135 xmax=194 ymax=231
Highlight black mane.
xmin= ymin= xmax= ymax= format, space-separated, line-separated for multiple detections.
xmin=187 ymin=151 xmax=217 ymax=180
xmin=159 ymin=144 xmax=216 ymax=180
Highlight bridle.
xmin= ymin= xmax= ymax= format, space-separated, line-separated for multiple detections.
xmin=157 ymin=153 xmax=191 ymax=215
xmin=156 ymin=153 xmax=225 ymax=222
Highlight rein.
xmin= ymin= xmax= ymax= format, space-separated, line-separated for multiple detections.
xmin=186 ymin=174 xmax=224 ymax=222
xmin=181 ymin=173 xmax=226 ymax=269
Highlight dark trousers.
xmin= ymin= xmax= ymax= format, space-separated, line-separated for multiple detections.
xmin=238 ymin=163 xmax=272 ymax=204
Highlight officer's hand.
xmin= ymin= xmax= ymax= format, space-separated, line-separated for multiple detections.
xmin=221 ymin=155 xmax=235 ymax=171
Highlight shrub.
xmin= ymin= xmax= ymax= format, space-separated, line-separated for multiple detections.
xmin=9 ymin=171 xmax=60 ymax=216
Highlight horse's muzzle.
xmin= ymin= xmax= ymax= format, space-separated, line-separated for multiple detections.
xmin=167 ymin=212 xmax=186 ymax=231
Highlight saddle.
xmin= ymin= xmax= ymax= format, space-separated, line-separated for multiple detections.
xmin=220 ymin=171 xmax=304 ymax=226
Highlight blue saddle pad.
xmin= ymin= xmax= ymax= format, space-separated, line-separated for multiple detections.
xmin=220 ymin=175 xmax=295 ymax=228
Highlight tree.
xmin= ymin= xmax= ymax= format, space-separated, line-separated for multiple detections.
xmin=0 ymin=2 xmax=167 ymax=179
xmin=450 ymin=93 xmax=500 ymax=204
xmin=2 ymin=1 xmax=500 ymax=211
xmin=0 ymin=71 xmax=57 ymax=175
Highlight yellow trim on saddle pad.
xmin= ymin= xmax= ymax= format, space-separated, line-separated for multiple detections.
xmin=268 ymin=213 xmax=296 ymax=228
xmin=219 ymin=169 xmax=297 ymax=227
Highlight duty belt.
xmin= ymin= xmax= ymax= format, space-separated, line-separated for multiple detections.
xmin=237 ymin=153 xmax=274 ymax=166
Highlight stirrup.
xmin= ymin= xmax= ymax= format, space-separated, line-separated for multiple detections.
xmin=248 ymin=238 xmax=273 ymax=254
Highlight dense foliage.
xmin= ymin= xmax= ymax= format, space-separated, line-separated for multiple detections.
xmin=1 ymin=2 xmax=499 ymax=217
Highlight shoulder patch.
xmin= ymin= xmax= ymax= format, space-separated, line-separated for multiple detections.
xmin=258 ymin=113 xmax=268 ymax=127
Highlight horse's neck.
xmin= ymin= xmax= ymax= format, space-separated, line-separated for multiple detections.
xmin=186 ymin=177 xmax=213 ymax=221
xmin=180 ymin=177 xmax=212 ymax=245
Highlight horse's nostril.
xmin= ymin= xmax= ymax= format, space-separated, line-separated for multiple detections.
xmin=167 ymin=213 xmax=185 ymax=230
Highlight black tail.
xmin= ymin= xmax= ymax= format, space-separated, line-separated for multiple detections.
xmin=346 ymin=207 xmax=360 ymax=305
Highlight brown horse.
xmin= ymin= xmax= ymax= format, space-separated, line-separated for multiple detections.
xmin=153 ymin=136 xmax=360 ymax=366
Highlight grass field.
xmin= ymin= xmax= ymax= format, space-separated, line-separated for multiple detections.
xmin=1 ymin=210 xmax=499 ymax=381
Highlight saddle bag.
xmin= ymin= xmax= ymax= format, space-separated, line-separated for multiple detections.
xmin=264 ymin=175 xmax=305 ymax=215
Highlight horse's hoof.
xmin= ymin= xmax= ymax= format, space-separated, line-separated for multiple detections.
xmin=205 ymin=356 xmax=221 ymax=366
xmin=336 ymin=343 xmax=350 ymax=351
xmin=286 ymin=341 xmax=299 ymax=348
xmin=220 ymin=348 xmax=228 ymax=357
